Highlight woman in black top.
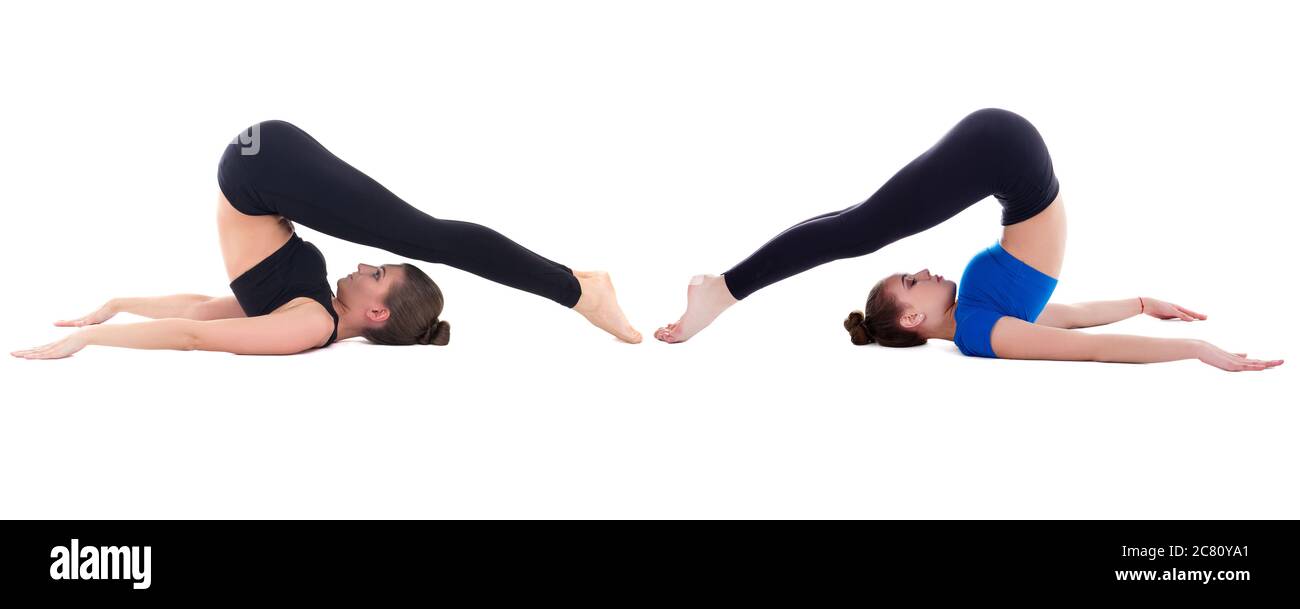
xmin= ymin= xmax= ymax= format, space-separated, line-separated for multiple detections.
xmin=12 ymin=120 xmax=640 ymax=359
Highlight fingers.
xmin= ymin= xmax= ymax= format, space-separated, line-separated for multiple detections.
xmin=13 ymin=351 xmax=68 ymax=360
xmin=1206 ymin=346 xmax=1283 ymax=371
xmin=1233 ymin=363 xmax=1280 ymax=371
xmin=11 ymin=340 xmax=63 ymax=358
xmin=1175 ymin=305 xmax=1206 ymax=320
xmin=1244 ymin=358 xmax=1283 ymax=366
xmin=11 ymin=346 xmax=52 ymax=359
xmin=1225 ymin=354 xmax=1284 ymax=371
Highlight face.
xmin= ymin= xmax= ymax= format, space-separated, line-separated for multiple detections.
xmin=882 ymin=268 xmax=957 ymax=333
xmin=336 ymin=263 xmax=404 ymax=324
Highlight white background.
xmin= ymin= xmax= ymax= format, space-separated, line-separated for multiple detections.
xmin=1 ymin=1 xmax=1295 ymax=518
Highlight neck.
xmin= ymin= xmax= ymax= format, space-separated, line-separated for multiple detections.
xmin=929 ymin=299 xmax=958 ymax=341
xmin=331 ymin=297 xmax=363 ymax=341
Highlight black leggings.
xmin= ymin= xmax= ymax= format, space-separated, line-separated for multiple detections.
xmin=721 ymin=108 xmax=1061 ymax=300
xmin=217 ymin=120 xmax=582 ymax=307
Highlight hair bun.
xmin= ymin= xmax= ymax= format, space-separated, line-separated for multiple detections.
xmin=843 ymin=310 xmax=874 ymax=346
xmin=418 ymin=319 xmax=451 ymax=346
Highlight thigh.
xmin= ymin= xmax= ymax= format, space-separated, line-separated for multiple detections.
xmin=244 ymin=121 xmax=443 ymax=254
xmin=1000 ymin=191 xmax=1066 ymax=279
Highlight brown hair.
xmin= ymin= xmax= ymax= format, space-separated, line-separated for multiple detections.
xmin=362 ymin=263 xmax=451 ymax=346
xmin=843 ymin=277 xmax=926 ymax=348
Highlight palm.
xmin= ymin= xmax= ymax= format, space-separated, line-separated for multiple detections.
xmin=1145 ymin=299 xmax=1205 ymax=322
xmin=11 ymin=335 xmax=88 ymax=360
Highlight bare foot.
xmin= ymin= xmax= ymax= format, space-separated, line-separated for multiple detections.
xmin=654 ymin=274 xmax=738 ymax=343
xmin=572 ymin=270 xmax=642 ymax=343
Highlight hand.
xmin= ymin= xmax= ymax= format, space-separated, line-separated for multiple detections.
xmin=11 ymin=330 xmax=92 ymax=360
xmin=54 ymin=300 xmax=118 ymax=327
xmin=1194 ymin=341 xmax=1283 ymax=372
xmin=1141 ymin=297 xmax=1205 ymax=321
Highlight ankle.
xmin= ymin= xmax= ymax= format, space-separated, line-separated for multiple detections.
xmin=709 ymin=275 xmax=739 ymax=305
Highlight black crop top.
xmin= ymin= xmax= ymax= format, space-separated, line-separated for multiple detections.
xmin=229 ymin=231 xmax=340 ymax=347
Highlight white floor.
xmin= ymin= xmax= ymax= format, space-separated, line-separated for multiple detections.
xmin=3 ymin=260 xmax=1294 ymax=519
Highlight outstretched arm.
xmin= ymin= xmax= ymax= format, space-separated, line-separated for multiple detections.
xmin=13 ymin=306 xmax=331 ymax=359
xmin=990 ymin=317 xmax=1282 ymax=371
xmin=1035 ymin=297 xmax=1205 ymax=329
xmin=115 ymin=294 xmax=246 ymax=320
xmin=56 ymin=295 xmax=246 ymax=327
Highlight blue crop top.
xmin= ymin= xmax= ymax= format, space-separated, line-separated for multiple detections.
xmin=952 ymin=241 xmax=1057 ymax=358
xmin=229 ymin=231 xmax=340 ymax=347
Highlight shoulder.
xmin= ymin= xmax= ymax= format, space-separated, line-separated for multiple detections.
xmin=277 ymin=297 xmax=337 ymax=347
xmin=953 ymin=303 xmax=1004 ymax=358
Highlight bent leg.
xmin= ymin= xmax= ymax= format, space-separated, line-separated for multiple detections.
xmin=217 ymin=120 xmax=582 ymax=307
xmin=721 ymin=108 xmax=1060 ymax=300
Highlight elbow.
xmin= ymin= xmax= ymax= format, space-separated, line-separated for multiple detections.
xmin=181 ymin=297 xmax=219 ymax=321
xmin=179 ymin=303 xmax=203 ymax=321
xmin=1079 ymin=335 xmax=1106 ymax=363
xmin=1062 ymin=306 xmax=1083 ymax=330
xmin=180 ymin=323 xmax=202 ymax=351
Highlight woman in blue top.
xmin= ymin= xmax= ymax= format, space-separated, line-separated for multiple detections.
xmin=844 ymin=113 xmax=1280 ymax=372
xmin=656 ymin=108 xmax=1279 ymax=371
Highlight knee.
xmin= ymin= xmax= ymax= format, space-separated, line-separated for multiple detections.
xmin=256 ymin=119 xmax=296 ymax=131
xmin=963 ymin=107 xmax=1031 ymax=131
xmin=960 ymin=108 xmax=1050 ymax=155
xmin=245 ymin=119 xmax=299 ymax=141
xmin=234 ymin=119 xmax=299 ymax=140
